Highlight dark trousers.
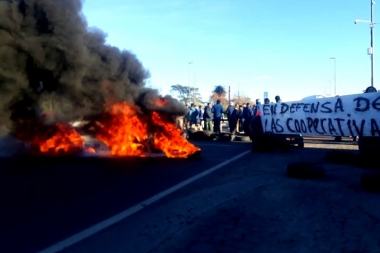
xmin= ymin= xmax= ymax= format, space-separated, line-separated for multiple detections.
xmin=213 ymin=117 xmax=221 ymax=133
xmin=229 ymin=119 xmax=238 ymax=133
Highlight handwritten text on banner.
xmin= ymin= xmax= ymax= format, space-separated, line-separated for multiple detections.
xmin=261 ymin=92 xmax=380 ymax=136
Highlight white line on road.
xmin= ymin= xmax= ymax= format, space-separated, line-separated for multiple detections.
xmin=37 ymin=150 xmax=251 ymax=253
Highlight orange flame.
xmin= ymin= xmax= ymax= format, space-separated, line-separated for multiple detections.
xmin=152 ymin=112 xmax=200 ymax=158
xmin=95 ymin=102 xmax=200 ymax=158
xmin=33 ymin=123 xmax=85 ymax=154
xmin=95 ymin=102 xmax=149 ymax=157
xmin=155 ymin=98 xmax=167 ymax=107
xmin=22 ymin=102 xmax=199 ymax=158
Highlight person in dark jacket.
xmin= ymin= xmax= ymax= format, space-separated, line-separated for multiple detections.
xmin=237 ymin=105 xmax=244 ymax=133
xmin=189 ymin=103 xmax=198 ymax=128
xmin=211 ymin=100 xmax=224 ymax=134
xmin=225 ymin=102 xmax=235 ymax=132
xmin=203 ymin=103 xmax=213 ymax=131
xmin=243 ymin=103 xmax=253 ymax=134
xmin=229 ymin=103 xmax=239 ymax=134
xmin=198 ymin=105 xmax=204 ymax=128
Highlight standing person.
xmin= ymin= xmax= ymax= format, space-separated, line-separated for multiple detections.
xmin=243 ymin=103 xmax=253 ymax=134
xmin=253 ymin=99 xmax=262 ymax=116
xmin=184 ymin=104 xmax=190 ymax=130
xmin=225 ymin=102 xmax=234 ymax=132
xmin=198 ymin=105 xmax=204 ymax=129
xmin=189 ymin=103 xmax=198 ymax=129
xmin=229 ymin=103 xmax=239 ymax=134
xmin=211 ymin=99 xmax=224 ymax=135
xmin=237 ymin=105 xmax=244 ymax=133
xmin=203 ymin=103 xmax=213 ymax=131
xmin=264 ymin=98 xmax=270 ymax=104
xmin=275 ymin=95 xmax=282 ymax=103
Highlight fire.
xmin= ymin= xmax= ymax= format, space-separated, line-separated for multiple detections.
xmin=95 ymin=102 xmax=149 ymax=157
xmin=152 ymin=112 xmax=200 ymax=158
xmin=31 ymin=123 xmax=86 ymax=154
xmin=94 ymin=102 xmax=200 ymax=158
xmin=155 ymin=98 xmax=167 ymax=107
xmin=20 ymin=102 xmax=200 ymax=158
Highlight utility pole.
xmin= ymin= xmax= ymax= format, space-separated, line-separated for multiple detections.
xmin=355 ymin=0 xmax=376 ymax=87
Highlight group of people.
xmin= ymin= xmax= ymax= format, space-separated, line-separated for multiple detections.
xmin=176 ymin=95 xmax=282 ymax=137
xmin=224 ymin=95 xmax=282 ymax=135
xmin=179 ymin=100 xmax=224 ymax=134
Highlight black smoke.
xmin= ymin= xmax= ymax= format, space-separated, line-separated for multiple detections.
xmin=0 ymin=0 xmax=185 ymax=136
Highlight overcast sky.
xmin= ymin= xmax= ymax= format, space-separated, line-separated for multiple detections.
xmin=82 ymin=0 xmax=376 ymax=102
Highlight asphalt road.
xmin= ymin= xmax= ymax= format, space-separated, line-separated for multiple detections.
xmin=0 ymin=140 xmax=251 ymax=253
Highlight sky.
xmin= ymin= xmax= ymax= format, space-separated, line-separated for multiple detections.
xmin=82 ymin=0 xmax=377 ymax=102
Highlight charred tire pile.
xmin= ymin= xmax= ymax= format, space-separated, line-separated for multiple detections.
xmin=360 ymin=172 xmax=380 ymax=192
xmin=218 ymin=133 xmax=232 ymax=141
xmin=287 ymin=162 xmax=325 ymax=179
xmin=233 ymin=135 xmax=251 ymax=142
xmin=187 ymin=130 xmax=213 ymax=141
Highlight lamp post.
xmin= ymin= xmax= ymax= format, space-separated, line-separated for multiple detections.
xmin=355 ymin=0 xmax=376 ymax=87
xmin=329 ymin=57 xmax=336 ymax=95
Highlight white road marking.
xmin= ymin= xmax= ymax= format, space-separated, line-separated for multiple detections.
xmin=37 ymin=150 xmax=251 ymax=253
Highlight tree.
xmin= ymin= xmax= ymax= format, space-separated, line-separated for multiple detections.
xmin=170 ymin=84 xmax=202 ymax=105
xmin=210 ymin=85 xmax=228 ymax=109
xmin=212 ymin=85 xmax=227 ymax=98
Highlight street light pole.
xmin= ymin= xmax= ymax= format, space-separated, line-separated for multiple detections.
xmin=355 ymin=0 xmax=376 ymax=87
xmin=329 ymin=57 xmax=336 ymax=95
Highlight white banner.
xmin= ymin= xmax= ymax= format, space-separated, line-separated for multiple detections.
xmin=261 ymin=92 xmax=380 ymax=136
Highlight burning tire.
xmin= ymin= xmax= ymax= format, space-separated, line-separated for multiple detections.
xmin=360 ymin=172 xmax=380 ymax=191
xmin=218 ymin=133 xmax=232 ymax=141
xmin=187 ymin=149 xmax=202 ymax=160
xmin=287 ymin=162 xmax=325 ymax=179
xmin=188 ymin=130 xmax=213 ymax=141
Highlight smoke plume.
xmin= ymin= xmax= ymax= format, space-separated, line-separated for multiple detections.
xmin=0 ymin=0 xmax=185 ymax=134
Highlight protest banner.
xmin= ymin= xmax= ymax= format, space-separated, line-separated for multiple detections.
xmin=261 ymin=92 xmax=380 ymax=137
